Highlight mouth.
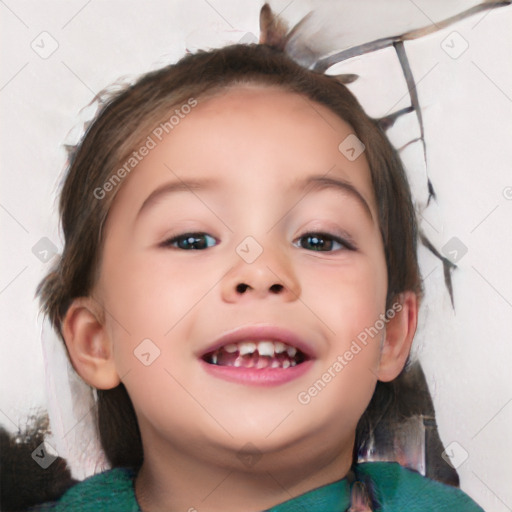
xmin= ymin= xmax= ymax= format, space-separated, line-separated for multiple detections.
xmin=202 ymin=340 xmax=309 ymax=369
xmin=198 ymin=326 xmax=315 ymax=386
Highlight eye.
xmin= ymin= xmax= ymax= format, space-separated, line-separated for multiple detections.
xmin=162 ymin=232 xmax=218 ymax=250
xmin=294 ymin=232 xmax=355 ymax=252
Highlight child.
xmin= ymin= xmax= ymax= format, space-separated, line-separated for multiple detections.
xmin=28 ymin=4 xmax=483 ymax=511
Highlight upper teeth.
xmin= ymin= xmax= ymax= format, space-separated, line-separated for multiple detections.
xmin=257 ymin=341 xmax=275 ymax=357
xmin=221 ymin=340 xmax=299 ymax=358
xmin=239 ymin=342 xmax=257 ymax=356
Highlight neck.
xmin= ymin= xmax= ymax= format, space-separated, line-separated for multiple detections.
xmin=134 ymin=435 xmax=354 ymax=512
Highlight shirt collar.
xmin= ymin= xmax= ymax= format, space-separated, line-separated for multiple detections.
xmin=265 ymin=477 xmax=351 ymax=512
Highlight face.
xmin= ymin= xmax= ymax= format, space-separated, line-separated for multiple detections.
xmin=95 ymin=86 xmax=390 ymax=472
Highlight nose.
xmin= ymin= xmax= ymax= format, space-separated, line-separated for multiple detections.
xmin=220 ymin=243 xmax=301 ymax=303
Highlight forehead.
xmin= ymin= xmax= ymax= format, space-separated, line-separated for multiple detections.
xmin=106 ymin=85 xmax=377 ymax=222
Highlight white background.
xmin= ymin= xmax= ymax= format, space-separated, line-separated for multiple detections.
xmin=1 ymin=1 xmax=511 ymax=510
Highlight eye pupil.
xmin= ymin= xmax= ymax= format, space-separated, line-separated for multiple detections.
xmin=184 ymin=236 xmax=202 ymax=249
xmin=302 ymin=234 xmax=332 ymax=251
xmin=176 ymin=233 xmax=213 ymax=250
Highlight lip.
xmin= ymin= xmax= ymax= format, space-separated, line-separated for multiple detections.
xmin=198 ymin=325 xmax=317 ymax=360
xmin=200 ymin=358 xmax=315 ymax=386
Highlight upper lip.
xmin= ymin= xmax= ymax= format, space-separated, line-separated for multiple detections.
xmin=198 ymin=325 xmax=317 ymax=359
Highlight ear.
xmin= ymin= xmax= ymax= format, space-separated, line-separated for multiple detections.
xmin=377 ymin=291 xmax=418 ymax=382
xmin=61 ymin=297 xmax=121 ymax=390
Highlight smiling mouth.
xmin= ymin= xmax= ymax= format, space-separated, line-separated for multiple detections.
xmin=202 ymin=340 xmax=308 ymax=369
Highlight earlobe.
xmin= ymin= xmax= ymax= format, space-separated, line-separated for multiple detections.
xmin=61 ymin=297 xmax=121 ymax=390
xmin=377 ymin=291 xmax=418 ymax=382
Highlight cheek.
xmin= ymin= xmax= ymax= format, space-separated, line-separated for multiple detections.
xmin=301 ymin=252 xmax=388 ymax=337
xmin=100 ymin=248 xmax=215 ymax=337
xmin=101 ymin=250 xmax=238 ymax=399
xmin=298 ymin=251 xmax=387 ymax=396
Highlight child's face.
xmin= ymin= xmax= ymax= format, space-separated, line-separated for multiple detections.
xmin=95 ymin=86 xmax=397 ymax=470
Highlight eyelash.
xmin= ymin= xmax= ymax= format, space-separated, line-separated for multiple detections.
xmin=161 ymin=231 xmax=356 ymax=252
xmin=160 ymin=232 xmax=217 ymax=250
xmin=293 ymin=231 xmax=356 ymax=252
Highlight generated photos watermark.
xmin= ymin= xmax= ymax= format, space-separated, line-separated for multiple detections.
xmin=297 ymin=301 xmax=403 ymax=405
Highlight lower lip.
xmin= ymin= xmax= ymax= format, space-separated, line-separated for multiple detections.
xmin=200 ymin=359 xmax=314 ymax=386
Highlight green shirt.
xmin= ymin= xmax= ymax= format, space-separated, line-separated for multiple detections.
xmin=35 ymin=462 xmax=484 ymax=511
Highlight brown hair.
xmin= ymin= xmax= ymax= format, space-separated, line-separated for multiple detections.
xmin=38 ymin=42 xmax=421 ymax=469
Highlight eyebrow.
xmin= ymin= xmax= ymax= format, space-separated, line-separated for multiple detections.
xmin=137 ymin=178 xmax=219 ymax=218
xmin=296 ymin=175 xmax=374 ymax=221
xmin=136 ymin=174 xmax=373 ymax=221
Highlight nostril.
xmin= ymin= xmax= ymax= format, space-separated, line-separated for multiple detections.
xmin=236 ymin=283 xmax=249 ymax=293
xmin=235 ymin=283 xmax=284 ymax=294
xmin=269 ymin=283 xmax=284 ymax=294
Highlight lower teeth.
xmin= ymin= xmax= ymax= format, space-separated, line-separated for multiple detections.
xmin=211 ymin=354 xmax=297 ymax=368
